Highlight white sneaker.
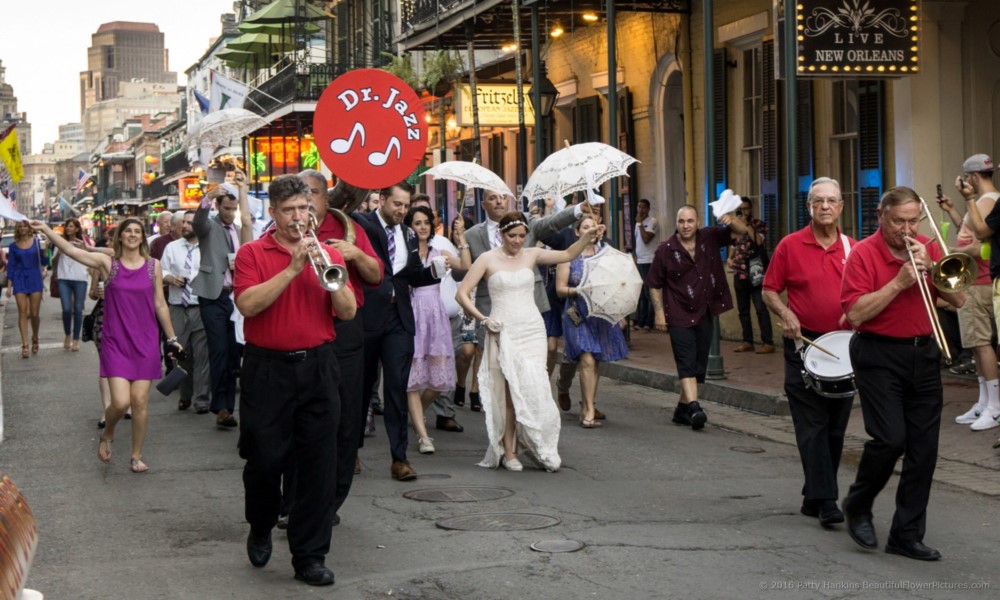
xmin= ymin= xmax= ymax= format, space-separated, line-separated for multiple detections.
xmin=970 ymin=411 xmax=1000 ymax=431
xmin=955 ymin=404 xmax=982 ymax=425
xmin=502 ymin=456 xmax=523 ymax=471
xmin=418 ymin=436 xmax=435 ymax=454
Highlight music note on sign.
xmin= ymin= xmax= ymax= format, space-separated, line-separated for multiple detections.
xmin=330 ymin=122 xmax=366 ymax=154
xmin=368 ymin=136 xmax=401 ymax=166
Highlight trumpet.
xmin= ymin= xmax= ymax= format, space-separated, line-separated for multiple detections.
xmin=906 ymin=197 xmax=978 ymax=363
xmin=293 ymin=210 xmax=350 ymax=292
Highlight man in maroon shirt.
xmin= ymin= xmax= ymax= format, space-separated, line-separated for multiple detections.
xmin=840 ymin=186 xmax=964 ymax=561
xmin=234 ymin=174 xmax=356 ymax=586
xmin=646 ymin=205 xmax=734 ymax=430
xmin=763 ymin=177 xmax=856 ymax=528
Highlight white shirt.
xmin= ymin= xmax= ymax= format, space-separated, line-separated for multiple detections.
xmin=375 ymin=211 xmax=408 ymax=275
xmin=634 ymin=216 xmax=659 ymax=264
xmin=161 ymin=237 xmax=201 ymax=305
xmin=55 ymin=250 xmax=90 ymax=282
xmin=429 ymin=235 xmax=461 ymax=317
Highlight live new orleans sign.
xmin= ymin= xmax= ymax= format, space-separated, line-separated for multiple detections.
xmin=795 ymin=0 xmax=920 ymax=76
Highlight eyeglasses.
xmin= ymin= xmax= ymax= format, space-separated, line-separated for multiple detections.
xmin=809 ymin=197 xmax=843 ymax=207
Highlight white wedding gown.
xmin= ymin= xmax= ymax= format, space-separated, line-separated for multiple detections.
xmin=477 ymin=268 xmax=562 ymax=471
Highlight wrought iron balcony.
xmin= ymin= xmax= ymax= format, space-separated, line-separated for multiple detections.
xmin=246 ymin=63 xmax=346 ymax=117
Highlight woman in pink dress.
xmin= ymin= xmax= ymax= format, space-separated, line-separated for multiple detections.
xmin=402 ymin=206 xmax=468 ymax=454
xmin=32 ymin=218 xmax=182 ymax=473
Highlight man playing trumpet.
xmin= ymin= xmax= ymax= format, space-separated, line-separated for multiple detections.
xmin=840 ymin=186 xmax=964 ymax=561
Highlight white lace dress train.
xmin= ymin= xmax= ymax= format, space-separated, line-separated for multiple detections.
xmin=476 ymin=268 xmax=562 ymax=471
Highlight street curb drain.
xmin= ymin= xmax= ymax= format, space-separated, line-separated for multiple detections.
xmin=404 ymin=486 xmax=513 ymax=502
xmin=530 ymin=539 xmax=584 ymax=553
xmin=435 ymin=513 xmax=561 ymax=531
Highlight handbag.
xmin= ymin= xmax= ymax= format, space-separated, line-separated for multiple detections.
xmin=82 ymin=298 xmax=103 ymax=343
xmin=748 ymin=233 xmax=769 ymax=287
xmin=49 ymin=254 xmax=60 ymax=298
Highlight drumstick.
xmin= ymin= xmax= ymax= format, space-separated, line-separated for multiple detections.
xmin=777 ymin=322 xmax=841 ymax=360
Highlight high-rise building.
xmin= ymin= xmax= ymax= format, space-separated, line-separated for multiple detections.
xmin=79 ymin=21 xmax=177 ymax=116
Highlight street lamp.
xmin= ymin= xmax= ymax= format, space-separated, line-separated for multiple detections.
xmin=528 ymin=60 xmax=559 ymax=167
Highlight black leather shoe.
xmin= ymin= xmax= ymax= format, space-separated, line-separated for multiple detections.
xmin=332 ymin=513 xmax=341 ymax=527
xmin=275 ymin=514 xmax=289 ymax=530
xmin=688 ymin=401 xmax=707 ymax=430
xmin=819 ymin=501 xmax=845 ymax=526
xmin=885 ymin=537 xmax=941 ymax=561
xmin=800 ymin=500 xmax=819 ymax=517
xmin=294 ymin=562 xmax=335 ymax=586
xmin=246 ymin=531 xmax=272 ymax=567
xmin=436 ymin=416 xmax=464 ymax=432
xmin=845 ymin=510 xmax=878 ymax=550
xmin=671 ymin=402 xmax=691 ymax=426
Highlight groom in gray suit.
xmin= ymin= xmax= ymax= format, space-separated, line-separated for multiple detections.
xmin=454 ymin=191 xmax=592 ymax=408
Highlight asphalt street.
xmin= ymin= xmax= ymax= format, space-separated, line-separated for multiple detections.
xmin=0 ymin=298 xmax=997 ymax=599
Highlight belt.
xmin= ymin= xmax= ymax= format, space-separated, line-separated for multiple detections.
xmin=858 ymin=332 xmax=932 ymax=346
xmin=244 ymin=342 xmax=334 ymax=362
xmin=221 ymin=286 xmax=233 ymax=294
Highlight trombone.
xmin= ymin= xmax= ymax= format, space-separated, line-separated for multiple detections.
xmin=292 ymin=208 xmax=350 ymax=292
xmin=906 ymin=197 xmax=978 ymax=363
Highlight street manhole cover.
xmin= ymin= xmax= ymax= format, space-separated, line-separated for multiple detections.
xmin=417 ymin=474 xmax=452 ymax=480
xmin=530 ymin=539 xmax=584 ymax=553
xmin=729 ymin=446 xmax=765 ymax=454
xmin=436 ymin=513 xmax=561 ymax=531
xmin=404 ymin=486 xmax=513 ymax=502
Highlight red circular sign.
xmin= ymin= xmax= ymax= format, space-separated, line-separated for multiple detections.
xmin=314 ymin=69 xmax=428 ymax=189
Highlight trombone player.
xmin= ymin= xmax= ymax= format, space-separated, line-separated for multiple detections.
xmin=840 ymin=186 xmax=965 ymax=561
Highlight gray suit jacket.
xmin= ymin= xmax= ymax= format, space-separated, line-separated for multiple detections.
xmin=191 ymin=207 xmax=240 ymax=300
xmin=464 ymin=206 xmax=578 ymax=315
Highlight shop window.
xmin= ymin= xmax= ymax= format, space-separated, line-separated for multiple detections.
xmin=741 ymin=46 xmax=763 ymax=210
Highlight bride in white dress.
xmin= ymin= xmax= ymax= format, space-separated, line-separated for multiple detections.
xmin=456 ymin=211 xmax=604 ymax=471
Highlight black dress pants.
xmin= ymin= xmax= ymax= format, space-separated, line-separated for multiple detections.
xmin=239 ymin=343 xmax=340 ymax=570
xmin=844 ymin=334 xmax=942 ymax=543
xmin=361 ymin=307 xmax=414 ymax=463
xmin=784 ymin=330 xmax=853 ymax=504
xmin=200 ymin=291 xmax=241 ymax=414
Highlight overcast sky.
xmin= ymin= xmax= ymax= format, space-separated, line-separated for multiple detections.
xmin=2 ymin=0 xmax=236 ymax=153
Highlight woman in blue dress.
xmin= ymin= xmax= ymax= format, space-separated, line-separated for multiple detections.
xmin=556 ymin=215 xmax=629 ymax=428
xmin=6 ymin=221 xmax=47 ymax=358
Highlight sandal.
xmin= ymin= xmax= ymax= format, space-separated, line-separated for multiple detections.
xmin=21 ymin=345 xmax=28 ymax=359
xmin=130 ymin=457 xmax=149 ymax=474
xmin=31 ymin=338 xmax=39 ymax=355
xmin=98 ymin=436 xmax=113 ymax=462
xmin=580 ymin=419 xmax=604 ymax=429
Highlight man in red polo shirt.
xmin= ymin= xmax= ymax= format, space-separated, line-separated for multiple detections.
xmin=839 ymin=186 xmax=964 ymax=561
xmin=763 ymin=177 xmax=856 ymax=528
xmin=234 ymin=174 xmax=356 ymax=586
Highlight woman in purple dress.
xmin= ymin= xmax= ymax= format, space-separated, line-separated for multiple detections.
xmin=403 ymin=206 xmax=467 ymax=454
xmin=32 ymin=218 xmax=182 ymax=473
xmin=6 ymin=221 xmax=47 ymax=358
xmin=556 ymin=215 xmax=629 ymax=428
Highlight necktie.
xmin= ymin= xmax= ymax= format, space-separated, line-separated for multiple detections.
xmin=224 ymin=224 xmax=237 ymax=288
xmin=182 ymin=245 xmax=194 ymax=307
xmin=386 ymin=225 xmax=396 ymax=262
xmin=492 ymin=226 xmax=502 ymax=249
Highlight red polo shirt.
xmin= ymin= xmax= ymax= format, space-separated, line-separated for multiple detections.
xmin=234 ymin=230 xmax=348 ymax=350
xmin=315 ymin=211 xmax=383 ymax=307
xmin=764 ymin=225 xmax=856 ymax=334
xmin=840 ymin=228 xmax=943 ymax=337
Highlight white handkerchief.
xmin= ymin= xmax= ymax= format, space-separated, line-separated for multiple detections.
xmin=709 ymin=189 xmax=742 ymax=219
xmin=585 ymin=170 xmax=606 ymax=205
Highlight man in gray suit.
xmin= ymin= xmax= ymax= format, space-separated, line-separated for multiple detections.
xmin=193 ymin=174 xmax=254 ymax=429
xmin=454 ymin=191 xmax=592 ymax=410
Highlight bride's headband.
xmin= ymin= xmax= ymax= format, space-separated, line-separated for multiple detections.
xmin=500 ymin=220 xmax=527 ymax=232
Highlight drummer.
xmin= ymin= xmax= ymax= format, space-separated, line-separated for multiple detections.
xmin=761 ymin=177 xmax=856 ymax=528
xmin=840 ymin=186 xmax=964 ymax=561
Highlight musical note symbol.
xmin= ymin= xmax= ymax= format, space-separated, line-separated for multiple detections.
xmin=330 ymin=122 xmax=366 ymax=154
xmin=368 ymin=136 xmax=401 ymax=166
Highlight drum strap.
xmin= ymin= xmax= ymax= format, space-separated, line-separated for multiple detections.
xmin=841 ymin=234 xmax=852 ymax=258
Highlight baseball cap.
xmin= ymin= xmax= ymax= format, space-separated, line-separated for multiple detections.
xmin=963 ymin=154 xmax=996 ymax=173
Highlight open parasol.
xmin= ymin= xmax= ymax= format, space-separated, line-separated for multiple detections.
xmin=576 ymin=246 xmax=644 ymax=324
xmin=424 ymin=161 xmax=513 ymax=197
xmin=521 ymin=142 xmax=638 ymax=202
xmin=188 ymin=108 xmax=269 ymax=151
xmin=242 ymin=0 xmax=330 ymax=24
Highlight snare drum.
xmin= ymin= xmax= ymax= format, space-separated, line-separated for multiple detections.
xmin=800 ymin=331 xmax=856 ymax=399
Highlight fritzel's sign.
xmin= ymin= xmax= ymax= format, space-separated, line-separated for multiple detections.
xmin=315 ymin=69 xmax=428 ymax=189
xmin=796 ymin=0 xmax=920 ymax=76
xmin=454 ymin=83 xmax=535 ymax=127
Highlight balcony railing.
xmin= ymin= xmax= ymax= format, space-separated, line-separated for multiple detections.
xmin=247 ymin=63 xmax=346 ymax=117
xmin=402 ymin=0 xmax=440 ymax=26
xmin=97 ymin=184 xmax=140 ymax=205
